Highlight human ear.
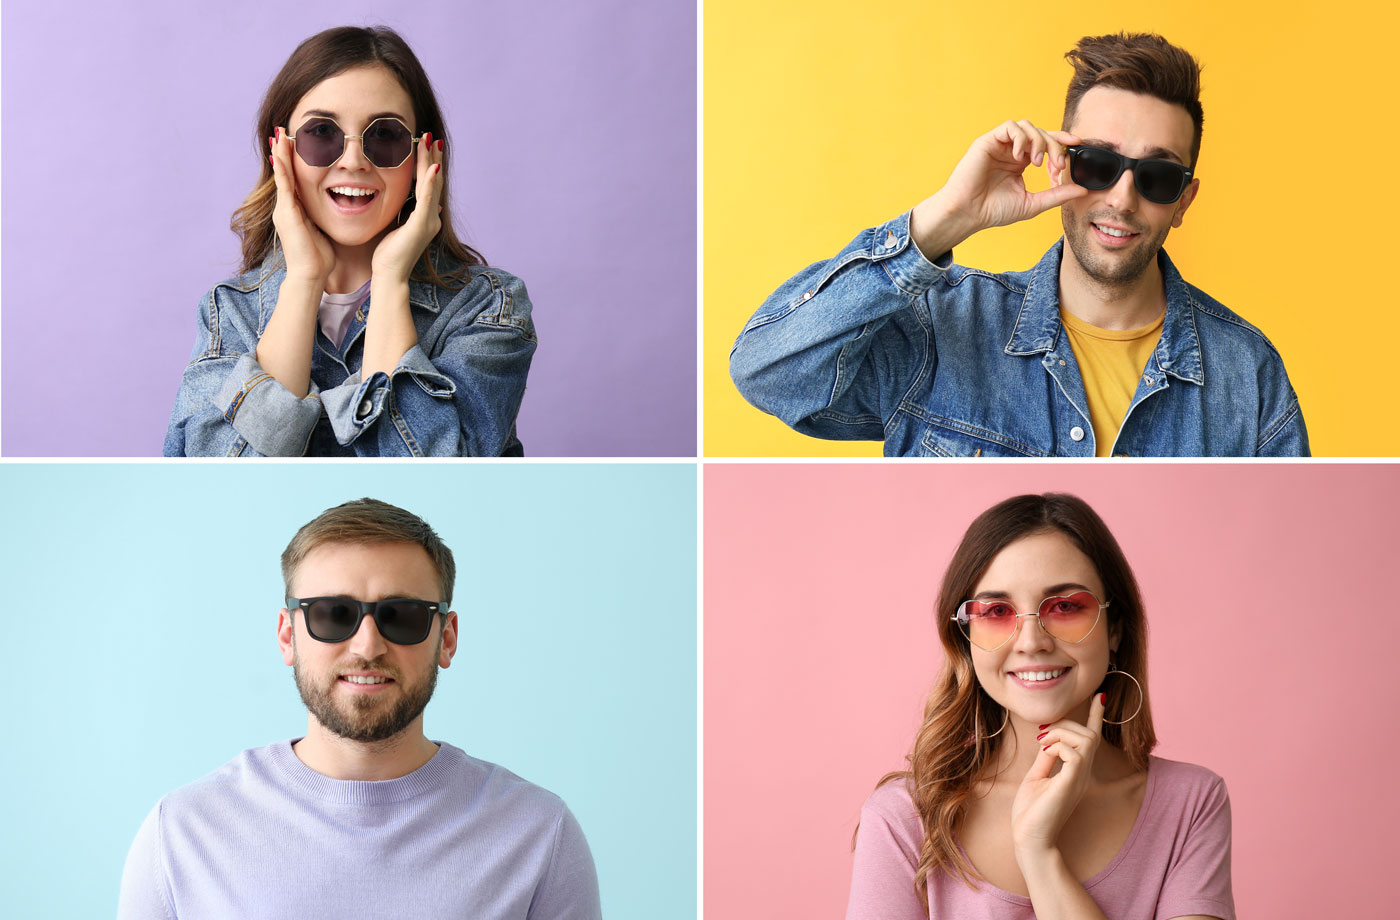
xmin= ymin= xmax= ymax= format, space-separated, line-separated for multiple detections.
xmin=278 ymin=608 xmax=296 ymax=666
xmin=438 ymin=610 xmax=459 ymax=668
xmin=1172 ymin=177 xmax=1200 ymax=229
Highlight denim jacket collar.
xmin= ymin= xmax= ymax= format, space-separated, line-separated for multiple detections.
xmin=1005 ymin=239 xmax=1205 ymax=386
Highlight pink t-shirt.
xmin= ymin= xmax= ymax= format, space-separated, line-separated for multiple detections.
xmin=847 ymin=756 xmax=1234 ymax=920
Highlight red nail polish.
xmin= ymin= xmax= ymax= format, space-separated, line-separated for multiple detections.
xmin=436 ymin=139 xmax=443 ymax=152
xmin=425 ymin=131 xmax=432 ymax=146
xmin=268 ymin=155 xmax=274 ymax=165
xmin=1036 ymin=732 xmax=1047 ymax=740
xmin=1042 ymin=745 xmax=1051 ymax=752
xmin=1038 ymin=724 xmax=1048 ymax=730
xmin=1100 ymin=693 xmax=1106 ymax=704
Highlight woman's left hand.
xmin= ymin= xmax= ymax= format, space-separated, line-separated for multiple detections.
xmin=371 ymin=133 xmax=444 ymax=283
xmin=1010 ymin=692 xmax=1105 ymax=856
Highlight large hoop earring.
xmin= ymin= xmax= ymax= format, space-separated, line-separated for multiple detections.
xmin=1100 ymin=664 xmax=1143 ymax=725
xmin=396 ymin=192 xmax=417 ymax=227
xmin=975 ymin=699 xmax=1009 ymax=739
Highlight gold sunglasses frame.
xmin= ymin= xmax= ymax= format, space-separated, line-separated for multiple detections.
xmin=288 ymin=115 xmax=423 ymax=169
xmin=951 ymin=592 xmax=1110 ymax=652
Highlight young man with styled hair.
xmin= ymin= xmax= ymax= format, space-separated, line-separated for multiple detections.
xmin=731 ymin=33 xmax=1307 ymax=457
xmin=118 ymin=498 xmax=601 ymax=920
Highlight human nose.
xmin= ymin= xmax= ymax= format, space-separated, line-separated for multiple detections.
xmin=1104 ymin=164 xmax=1139 ymax=212
xmin=344 ymin=609 xmax=389 ymax=658
xmin=1009 ymin=611 xmax=1056 ymax=653
xmin=336 ymin=133 xmax=373 ymax=170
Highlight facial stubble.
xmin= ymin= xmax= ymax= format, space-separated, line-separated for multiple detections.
xmin=292 ymin=633 xmax=441 ymax=744
xmin=1061 ymin=209 xmax=1171 ymax=290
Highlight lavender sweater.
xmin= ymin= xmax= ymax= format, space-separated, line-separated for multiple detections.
xmin=118 ymin=740 xmax=601 ymax=919
xmin=847 ymin=756 xmax=1234 ymax=920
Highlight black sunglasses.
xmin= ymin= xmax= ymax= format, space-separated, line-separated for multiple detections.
xmin=287 ymin=596 xmax=445 ymax=645
xmin=1066 ymin=145 xmax=1193 ymax=205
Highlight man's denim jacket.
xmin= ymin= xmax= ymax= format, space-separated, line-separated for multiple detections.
xmin=730 ymin=212 xmax=1308 ymax=457
xmin=164 ymin=252 xmax=536 ymax=457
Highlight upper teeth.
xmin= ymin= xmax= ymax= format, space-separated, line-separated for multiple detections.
xmin=330 ymin=187 xmax=375 ymax=197
xmin=1095 ymin=224 xmax=1131 ymax=237
xmin=1017 ymin=668 xmax=1066 ymax=682
xmin=344 ymin=675 xmax=387 ymax=684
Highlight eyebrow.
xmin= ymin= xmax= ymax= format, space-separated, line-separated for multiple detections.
xmin=298 ymin=109 xmax=410 ymax=124
xmin=972 ymin=582 xmax=1095 ymax=601
xmin=1078 ymin=138 xmax=1186 ymax=166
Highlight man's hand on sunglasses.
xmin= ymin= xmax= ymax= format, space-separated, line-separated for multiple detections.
xmin=269 ymin=126 xmax=337 ymax=287
xmin=910 ymin=119 xmax=1087 ymax=262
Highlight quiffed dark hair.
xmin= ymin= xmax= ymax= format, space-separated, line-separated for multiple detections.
xmin=1062 ymin=32 xmax=1204 ymax=167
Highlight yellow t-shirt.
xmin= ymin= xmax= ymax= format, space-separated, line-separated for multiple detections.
xmin=1060 ymin=309 xmax=1165 ymax=457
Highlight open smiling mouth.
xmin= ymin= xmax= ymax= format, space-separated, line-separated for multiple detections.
xmin=1009 ymin=666 xmax=1072 ymax=687
xmin=327 ymin=187 xmax=378 ymax=212
xmin=1091 ymin=222 xmax=1139 ymax=245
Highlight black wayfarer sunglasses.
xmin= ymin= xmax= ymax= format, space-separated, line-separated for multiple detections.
xmin=1066 ymin=145 xmax=1194 ymax=205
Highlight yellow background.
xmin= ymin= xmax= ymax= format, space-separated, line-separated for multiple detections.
xmin=704 ymin=0 xmax=1399 ymax=457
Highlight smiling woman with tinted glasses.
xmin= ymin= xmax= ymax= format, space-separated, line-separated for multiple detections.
xmin=164 ymin=26 xmax=535 ymax=457
xmin=847 ymin=494 xmax=1233 ymax=920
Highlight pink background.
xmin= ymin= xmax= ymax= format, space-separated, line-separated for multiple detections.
xmin=705 ymin=463 xmax=1396 ymax=917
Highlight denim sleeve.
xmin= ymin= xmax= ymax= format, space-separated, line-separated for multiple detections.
xmin=163 ymin=288 xmax=324 ymax=457
xmin=319 ymin=273 xmax=536 ymax=457
xmin=729 ymin=211 xmax=952 ymax=440
xmin=1254 ymin=355 xmax=1310 ymax=457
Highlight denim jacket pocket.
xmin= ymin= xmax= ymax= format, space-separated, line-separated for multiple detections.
xmin=917 ymin=419 xmax=1048 ymax=458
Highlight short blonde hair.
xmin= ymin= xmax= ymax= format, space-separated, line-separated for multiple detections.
xmin=281 ymin=498 xmax=456 ymax=604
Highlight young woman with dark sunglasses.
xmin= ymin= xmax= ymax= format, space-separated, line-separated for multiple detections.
xmin=847 ymin=494 xmax=1233 ymax=920
xmin=164 ymin=26 xmax=535 ymax=457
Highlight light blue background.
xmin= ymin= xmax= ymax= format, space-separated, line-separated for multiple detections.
xmin=0 ymin=462 xmax=697 ymax=918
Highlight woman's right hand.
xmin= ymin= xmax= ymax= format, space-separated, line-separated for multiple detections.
xmin=269 ymin=126 xmax=335 ymax=284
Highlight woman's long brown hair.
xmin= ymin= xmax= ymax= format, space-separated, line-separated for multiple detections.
xmin=869 ymin=493 xmax=1157 ymax=905
xmin=230 ymin=26 xmax=483 ymax=288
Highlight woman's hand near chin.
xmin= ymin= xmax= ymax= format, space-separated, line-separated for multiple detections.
xmin=1011 ymin=691 xmax=1106 ymax=856
xmin=269 ymin=127 xmax=335 ymax=285
xmin=361 ymin=133 xmax=443 ymax=379
xmin=371 ymin=133 xmax=443 ymax=283
xmin=1008 ymin=693 xmax=1112 ymax=920
xmin=257 ymin=127 xmax=333 ymax=398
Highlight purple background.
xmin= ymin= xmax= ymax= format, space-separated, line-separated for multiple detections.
xmin=1 ymin=0 xmax=696 ymax=456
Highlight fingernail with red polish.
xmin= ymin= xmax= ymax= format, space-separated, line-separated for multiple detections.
xmin=1042 ymin=745 xmax=1051 ymax=752
xmin=425 ymin=132 xmax=432 ymax=146
xmin=1036 ymin=731 xmax=1047 ymax=740
xmin=436 ymin=139 xmax=443 ymax=152
xmin=1100 ymin=693 xmax=1107 ymax=704
xmin=1038 ymin=724 xmax=1048 ymax=730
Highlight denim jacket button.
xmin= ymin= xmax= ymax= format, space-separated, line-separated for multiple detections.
xmin=802 ymin=291 xmax=813 ymax=301
xmin=1070 ymin=426 xmax=1085 ymax=441
xmin=883 ymin=230 xmax=897 ymax=249
xmin=356 ymin=398 xmax=373 ymax=419
xmin=1143 ymin=375 xmax=1154 ymax=386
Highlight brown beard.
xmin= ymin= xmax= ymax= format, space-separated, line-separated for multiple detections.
xmin=292 ymin=635 xmax=440 ymax=743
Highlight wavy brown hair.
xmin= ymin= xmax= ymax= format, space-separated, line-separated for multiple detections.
xmin=230 ymin=26 xmax=483 ymax=287
xmin=870 ymin=493 xmax=1157 ymax=905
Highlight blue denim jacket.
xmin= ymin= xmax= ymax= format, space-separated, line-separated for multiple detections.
xmin=731 ymin=212 xmax=1308 ymax=457
xmin=164 ymin=251 xmax=536 ymax=457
